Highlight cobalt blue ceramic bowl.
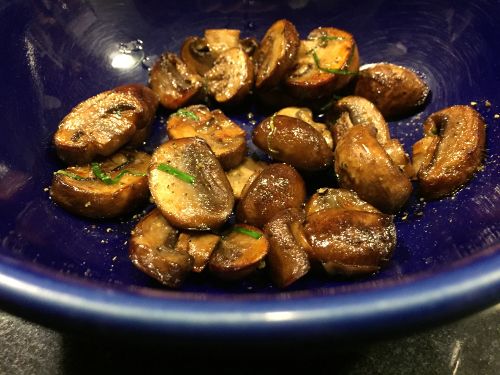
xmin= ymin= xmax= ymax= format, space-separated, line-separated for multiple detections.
xmin=0 ymin=0 xmax=499 ymax=339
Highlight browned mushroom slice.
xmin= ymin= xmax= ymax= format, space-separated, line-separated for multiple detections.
xmin=53 ymin=84 xmax=158 ymax=165
xmin=263 ymin=208 xmax=310 ymax=288
xmin=413 ymin=105 xmax=486 ymax=199
xmin=276 ymin=107 xmax=333 ymax=149
xmin=148 ymin=137 xmax=234 ymax=230
xmin=226 ymin=157 xmax=267 ymax=199
xmin=354 ymin=63 xmax=430 ymax=119
xmin=240 ymin=37 xmax=259 ymax=58
xmin=253 ymin=115 xmax=333 ymax=171
xmin=149 ymin=52 xmax=203 ymax=110
xmin=166 ymin=105 xmax=246 ymax=170
xmin=50 ymin=150 xmax=150 ymax=219
xmin=129 ymin=209 xmax=194 ymax=288
xmin=327 ymin=95 xmax=391 ymax=148
xmin=254 ymin=19 xmax=300 ymax=89
xmin=335 ymin=125 xmax=412 ymax=214
xmin=208 ymin=224 xmax=268 ymax=280
xmin=305 ymin=188 xmax=380 ymax=217
xmin=176 ymin=232 xmax=220 ymax=272
xmin=237 ymin=163 xmax=306 ymax=228
xmin=285 ymin=27 xmax=359 ymax=100
xmin=204 ymin=29 xmax=242 ymax=58
xmin=180 ymin=36 xmax=216 ymax=76
xmin=205 ymin=47 xmax=254 ymax=105
xmin=303 ymin=208 xmax=396 ymax=276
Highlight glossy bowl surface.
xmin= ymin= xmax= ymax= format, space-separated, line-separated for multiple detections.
xmin=0 ymin=0 xmax=499 ymax=339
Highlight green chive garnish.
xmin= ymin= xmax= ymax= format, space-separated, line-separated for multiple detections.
xmin=91 ymin=163 xmax=146 ymax=185
xmin=312 ymin=51 xmax=357 ymax=76
xmin=157 ymin=163 xmax=195 ymax=184
xmin=232 ymin=226 xmax=263 ymax=240
xmin=318 ymin=35 xmax=345 ymax=42
xmin=174 ymin=108 xmax=199 ymax=121
xmin=54 ymin=170 xmax=85 ymax=180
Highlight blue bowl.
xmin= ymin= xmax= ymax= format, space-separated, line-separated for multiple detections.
xmin=0 ymin=0 xmax=499 ymax=339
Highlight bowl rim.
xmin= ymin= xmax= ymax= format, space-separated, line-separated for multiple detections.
xmin=0 ymin=244 xmax=498 ymax=339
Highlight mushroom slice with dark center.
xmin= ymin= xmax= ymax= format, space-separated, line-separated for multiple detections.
xmin=263 ymin=208 xmax=311 ymax=288
xmin=327 ymin=95 xmax=390 ymax=147
xmin=205 ymin=47 xmax=254 ymax=105
xmin=335 ymin=125 xmax=412 ymax=214
xmin=50 ymin=150 xmax=150 ymax=218
xmin=129 ymin=209 xmax=194 ymax=288
xmin=166 ymin=105 xmax=246 ymax=170
xmin=354 ymin=62 xmax=430 ymax=119
xmin=149 ymin=52 xmax=203 ymax=110
xmin=303 ymin=208 xmax=396 ymax=276
xmin=412 ymin=105 xmax=486 ymax=199
xmin=180 ymin=36 xmax=215 ymax=76
xmin=254 ymin=19 xmax=300 ymax=90
xmin=252 ymin=114 xmax=333 ymax=171
xmin=285 ymin=27 xmax=359 ymax=100
xmin=53 ymin=84 xmax=158 ymax=165
xmin=148 ymin=137 xmax=234 ymax=230
xmin=208 ymin=224 xmax=268 ymax=280
xmin=237 ymin=163 xmax=306 ymax=228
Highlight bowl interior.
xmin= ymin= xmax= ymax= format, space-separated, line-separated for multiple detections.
xmin=0 ymin=0 xmax=499 ymax=303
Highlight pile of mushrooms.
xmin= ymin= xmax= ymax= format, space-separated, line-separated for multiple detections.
xmin=49 ymin=19 xmax=486 ymax=289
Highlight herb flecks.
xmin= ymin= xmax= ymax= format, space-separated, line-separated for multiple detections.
xmin=157 ymin=163 xmax=195 ymax=184
xmin=174 ymin=108 xmax=200 ymax=121
xmin=312 ymin=51 xmax=357 ymax=76
xmin=233 ymin=226 xmax=263 ymax=240
xmin=91 ymin=163 xmax=146 ymax=185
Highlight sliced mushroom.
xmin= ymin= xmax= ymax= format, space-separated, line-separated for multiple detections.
xmin=237 ymin=163 xmax=306 ymax=228
xmin=149 ymin=52 xmax=203 ymax=110
xmin=276 ymin=107 xmax=333 ymax=149
xmin=176 ymin=232 xmax=220 ymax=272
xmin=305 ymin=188 xmax=380 ymax=217
xmin=263 ymin=208 xmax=310 ymax=288
xmin=208 ymin=224 xmax=268 ymax=280
xmin=53 ymin=84 xmax=158 ymax=165
xmin=252 ymin=115 xmax=333 ymax=171
xmin=180 ymin=36 xmax=215 ymax=76
xmin=354 ymin=63 xmax=430 ymax=119
xmin=327 ymin=95 xmax=390 ymax=148
xmin=254 ymin=19 xmax=300 ymax=89
xmin=148 ymin=137 xmax=234 ymax=230
xmin=166 ymin=105 xmax=246 ymax=170
xmin=129 ymin=209 xmax=194 ymax=288
xmin=225 ymin=156 xmax=267 ymax=199
xmin=285 ymin=27 xmax=359 ymax=100
xmin=50 ymin=150 xmax=150 ymax=219
xmin=412 ymin=105 xmax=486 ymax=199
xmin=205 ymin=47 xmax=254 ymax=105
xmin=335 ymin=125 xmax=412 ymax=214
xmin=303 ymin=208 xmax=396 ymax=276
xmin=204 ymin=29 xmax=241 ymax=58
xmin=240 ymin=37 xmax=259 ymax=58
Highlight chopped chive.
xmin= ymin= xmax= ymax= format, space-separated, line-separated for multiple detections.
xmin=232 ymin=226 xmax=263 ymax=240
xmin=318 ymin=35 xmax=345 ymax=43
xmin=157 ymin=163 xmax=195 ymax=184
xmin=54 ymin=170 xmax=85 ymax=180
xmin=174 ymin=108 xmax=199 ymax=121
xmin=91 ymin=163 xmax=146 ymax=185
xmin=312 ymin=51 xmax=357 ymax=76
